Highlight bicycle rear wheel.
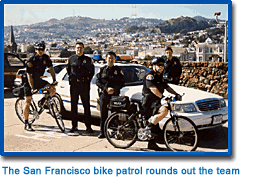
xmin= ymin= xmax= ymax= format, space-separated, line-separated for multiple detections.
xmin=48 ymin=97 xmax=65 ymax=132
xmin=15 ymin=98 xmax=37 ymax=124
xmin=105 ymin=112 xmax=137 ymax=149
xmin=163 ymin=116 xmax=198 ymax=152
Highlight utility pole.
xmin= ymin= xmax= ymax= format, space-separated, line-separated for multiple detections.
xmin=131 ymin=5 xmax=137 ymax=18
xmin=214 ymin=12 xmax=228 ymax=62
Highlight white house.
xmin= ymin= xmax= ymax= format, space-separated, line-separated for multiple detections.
xmin=195 ymin=38 xmax=226 ymax=62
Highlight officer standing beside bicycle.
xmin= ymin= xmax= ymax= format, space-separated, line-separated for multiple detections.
xmin=142 ymin=57 xmax=182 ymax=150
xmin=67 ymin=42 xmax=94 ymax=135
xmin=23 ymin=42 xmax=57 ymax=131
xmin=96 ymin=51 xmax=125 ymax=138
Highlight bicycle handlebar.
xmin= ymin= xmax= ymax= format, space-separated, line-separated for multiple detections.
xmin=32 ymin=82 xmax=58 ymax=95
xmin=163 ymin=93 xmax=185 ymax=102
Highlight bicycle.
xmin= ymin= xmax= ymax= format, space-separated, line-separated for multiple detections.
xmin=104 ymin=94 xmax=198 ymax=152
xmin=15 ymin=83 xmax=65 ymax=132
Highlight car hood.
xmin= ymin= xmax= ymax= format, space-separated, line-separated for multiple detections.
xmin=120 ymin=84 xmax=223 ymax=103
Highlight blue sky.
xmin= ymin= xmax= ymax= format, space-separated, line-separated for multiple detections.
xmin=4 ymin=4 xmax=228 ymax=26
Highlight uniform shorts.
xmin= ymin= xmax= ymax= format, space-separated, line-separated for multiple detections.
xmin=24 ymin=79 xmax=49 ymax=97
xmin=142 ymin=96 xmax=162 ymax=119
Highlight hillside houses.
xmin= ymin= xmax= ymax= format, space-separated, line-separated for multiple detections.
xmin=4 ymin=20 xmax=228 ymax=62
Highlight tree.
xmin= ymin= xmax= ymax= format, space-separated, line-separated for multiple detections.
xmin=27 ymin=45 xmax=35 ymax=53
xmin=59 ymin=49 xmax=75 ymax=58
xmin=84 ymin=46 xmax=93 ymax=54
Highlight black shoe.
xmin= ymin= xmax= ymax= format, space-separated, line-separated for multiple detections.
xmin=68 ymin=128 xmax=79 ymax=136
xmin=148 ymin=140 xmax=165 ymax=151
xmin=69 ymin=128 xmax=78 ymax=132
xmin=98 ymin=133 xmax=105 ymax=138
xmin=85 ymin=128 xmax=94 ymax=133
xmin=24 ymin=123 xmax=35 ymax=131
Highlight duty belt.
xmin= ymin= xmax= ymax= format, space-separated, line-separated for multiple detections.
xmin=76 ymin=78 xmax=86 ymax=83
xmin=71 ymin=76 xmax=87 ymax=83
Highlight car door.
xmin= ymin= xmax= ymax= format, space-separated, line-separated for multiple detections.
xmin=57 ymin=66 xmax=100 ymax=117
xmin=4 ymin=53 xmax=26 ymax=88
xmin=89 ymin=66 xmax=100 ymax=117
xmin=57 ymin=72 xmax=72 ymax=112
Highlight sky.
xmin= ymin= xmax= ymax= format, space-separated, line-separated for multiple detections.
xmin=4 ymin=4 xmax=228 ymax=26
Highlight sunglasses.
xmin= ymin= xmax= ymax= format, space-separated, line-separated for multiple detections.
xmin=156 ymin=63 xmax=165 ymax=67
xmin=36 ymin=48 xmax=44 ymax=51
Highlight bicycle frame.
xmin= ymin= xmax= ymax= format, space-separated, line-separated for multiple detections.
xmin=123 ymin=98 xmax=181 ymax=139
xmin=30 ymin=84 xmax=56 ymax=118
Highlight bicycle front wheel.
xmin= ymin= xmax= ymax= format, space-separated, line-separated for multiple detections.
xmin=105 ymin=112 xmax=137 ymax=149
xmin=48 ymin=97 xmax=65 ymax=132
xmin=163 ymin=116 xmax=198 ymax=152
xmin=15 ymin=98 xmax=37 ymax=124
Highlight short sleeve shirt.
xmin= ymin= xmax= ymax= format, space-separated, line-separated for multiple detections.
xmin=142 ymin=70 xmax=168 ymax=97
xmin=26 ymin=54 xmax=53 ymax=81
xmin=96 ymin=65 xmax=125 ymax=95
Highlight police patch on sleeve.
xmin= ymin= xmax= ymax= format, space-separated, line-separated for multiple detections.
xmin=146 ymin=74 xmax=154 ymax=80
xmin=27 ymin=62 xmax=33 ymax=68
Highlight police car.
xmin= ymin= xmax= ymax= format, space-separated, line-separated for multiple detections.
xmin=55 ymin=63 xmax=228 ymax=130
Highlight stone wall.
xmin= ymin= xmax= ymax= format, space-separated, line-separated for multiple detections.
xmin=179 ymin=62 xmax=228 ymax=99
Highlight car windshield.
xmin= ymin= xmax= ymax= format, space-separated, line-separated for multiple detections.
xmin=91 ymin=65 xmax=150 ymax=86
xmin=45 ymin=65 xmax=67 ymax=77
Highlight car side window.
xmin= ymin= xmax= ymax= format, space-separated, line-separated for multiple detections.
xmin=54 ymin=65 xmax=66 ymax=74
xmin=47 ymin=65 xmax=66 ymax=74
xmin=6 ymin=54 xmax=25 ymax=67
xmin=119 ymin=66 xmax=149 ymax=85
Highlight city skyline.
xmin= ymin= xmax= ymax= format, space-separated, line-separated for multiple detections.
xmin=4 ymin=4 xmax=228 ymax=26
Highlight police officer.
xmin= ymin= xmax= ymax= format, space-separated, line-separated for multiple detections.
xmin=96 ymin=51 xmax=125 ymax=138
xmin=67 ymin=42 xmax=94 ymax=135
xmin=163 ymin=46 xmax=182 ymax=85
xmin=142 ymin=57 xmax=181 ymax=150
xmin=24 ymin=42 xmax=57 ymax=131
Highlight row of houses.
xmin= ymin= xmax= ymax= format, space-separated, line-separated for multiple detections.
xmin=6 ymin=24 xmax=227 ymax=62
xmin=126 ymin=37 xmax=226 ymax=62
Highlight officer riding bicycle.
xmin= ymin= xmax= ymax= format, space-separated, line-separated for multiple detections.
xmin=23 ymin=41 xmax=57 ymax=131
xmin=142 ymin=57 xmax=182 ymax=150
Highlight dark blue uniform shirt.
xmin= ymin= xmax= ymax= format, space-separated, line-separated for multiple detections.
xmin=26 ymin=54 xmax=53 ymax=82
xmin=67 ymin=54 xmax=94 ymax=84
xmin=96 ymin=65 xmax=125 ymax=96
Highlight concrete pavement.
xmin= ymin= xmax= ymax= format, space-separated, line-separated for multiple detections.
xmin=4 ymin=89 xmax=228 ymax=153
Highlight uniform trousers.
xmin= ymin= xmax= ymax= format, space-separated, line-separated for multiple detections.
xmin=70 ymin=81 xmax=91 ymax=129
xmin=99 ymin=93 xmax=112 ymax=134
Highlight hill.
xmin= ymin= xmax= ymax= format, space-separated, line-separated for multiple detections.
xmin=159 ymin=16 xmax=211 ymax=34
xmin=125 ymin=16 xmax=213 ymax=34
xmin=4 ymin=15 xmax=217 ymax=43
